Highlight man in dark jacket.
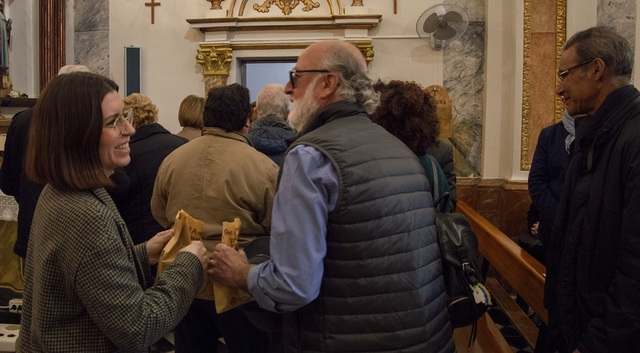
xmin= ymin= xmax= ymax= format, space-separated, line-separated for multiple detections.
xmin=0 ymin=65 xmax=91 ymax=259
xmin=208 ymin=40 xmax=455 ymax=353
xmin=528 ymin=110 xmax=574 ymax=264
xmin=545 ymin=26 xmax=640 ymax=353
xmin=0 ymin=107 xmax=37 ymax=258
xmin=248 ymin=83 xmax=297 ymax=166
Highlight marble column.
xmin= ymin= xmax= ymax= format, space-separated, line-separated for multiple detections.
xmin=74 ymin=0 xmax=109 ymax=77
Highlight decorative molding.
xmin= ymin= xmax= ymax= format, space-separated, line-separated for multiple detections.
xmin=554 ymin=0 xmax=567 ymax=124
xmin=196 ymin=40 xmax=372 ymax=51
xmin=187 ymin=15 xmax=381 ymax=33
xmin=457 ymin=177 xmax=528 ymax=191
xmin=520 ymin=0 xmax=532 ymax=171
xmin=221 ymin=40 xmax=373 ymax=65
xmin=520 ymin=0 xmax=567 ymax=171
xmin=253 ymin=0 xmax=320 ymax=15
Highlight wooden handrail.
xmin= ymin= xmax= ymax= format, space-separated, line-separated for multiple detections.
xmin=457 ymin=201 xmax=548 ymax=325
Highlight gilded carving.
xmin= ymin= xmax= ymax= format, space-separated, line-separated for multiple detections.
xmin=196 ymin=44 xmax=233 ymax=75
xmin=353 ymin=42 xmax=374 ymax=65
xmin=555 ymin=0 xmax=567 ymax=124
xmin=352 ymin=0 xmax=363 ymax=5
xmin=521 ymin=0 xmax=531 ymax=171
xmin=197 ymin=44 xmax=233 ymax=92
xmin=253 ymin=0 xmax=320 ymax=15
xmin=207 ymin=0 xmax=224 ymax=10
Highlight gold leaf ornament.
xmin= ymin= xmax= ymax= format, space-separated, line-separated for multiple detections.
xmin=207 ymin=0 xmax=224 ymax=10
xmin=253 ymin=0 xmax=320 ymax=15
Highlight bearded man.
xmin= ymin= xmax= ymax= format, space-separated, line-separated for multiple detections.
xmin=208 ymin=40 xmax=455 ymax=352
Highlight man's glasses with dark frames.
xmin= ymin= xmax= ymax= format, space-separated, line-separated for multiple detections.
xmin=289 ymin=69 xmax=330 ymax=88
xmin=557 ymin=59 xmax=594 ymax=81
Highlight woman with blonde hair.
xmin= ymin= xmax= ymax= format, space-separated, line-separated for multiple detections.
xmin=176 ymin=94 xmax=205 ymax=140
xmin=111 ymin=93 xmax=189 ymax=245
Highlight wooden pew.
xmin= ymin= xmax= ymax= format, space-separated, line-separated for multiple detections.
xmin=455 ymin=200 xmax=547 ymax=351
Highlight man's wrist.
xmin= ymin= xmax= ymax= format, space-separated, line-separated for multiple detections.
xmin=235 ymin=263 xmax=254 ymax=291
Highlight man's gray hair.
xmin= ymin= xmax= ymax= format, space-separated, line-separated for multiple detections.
xmin=57 ymin=65 xmax=92 ymax=75
xmin=565 ymin=26 xmax=633 ymax=80
xmin=322 ymin=44 xmax=380 ymax=114
xmin=256 ymin=83 xmax=290 ymax=119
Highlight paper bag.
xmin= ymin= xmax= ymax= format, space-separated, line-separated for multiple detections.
xmin=157 ymin=210 xmax=213 ymax=299
xmin=213 ymin=217 xmax=255 ymax=313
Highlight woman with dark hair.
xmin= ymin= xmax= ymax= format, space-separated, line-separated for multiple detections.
xmin=371 ymin=80 xmax=453 ymax=211
xmin=17 ymin=72 xmax=208 ymax=353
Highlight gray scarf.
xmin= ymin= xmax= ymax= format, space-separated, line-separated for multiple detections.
xmin=562 ymin=109 xmax=575 ymax=154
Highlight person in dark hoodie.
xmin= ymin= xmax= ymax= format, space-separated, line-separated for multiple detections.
xmin=110 ymin=93 xmax=188 ymax=245
xmin=248 ymin=83 xmax=297 ymax=165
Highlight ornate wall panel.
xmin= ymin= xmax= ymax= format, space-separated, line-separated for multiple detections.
xmin=520 ymin=0 xmax=566 ymax=170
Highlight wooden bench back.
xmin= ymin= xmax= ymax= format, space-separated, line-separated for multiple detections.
xmin=457 ymin=200 xmax=548 ymax=324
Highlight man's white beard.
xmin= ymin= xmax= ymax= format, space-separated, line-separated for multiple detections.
xmin=288 ymin=78 xmax=322 ymax=132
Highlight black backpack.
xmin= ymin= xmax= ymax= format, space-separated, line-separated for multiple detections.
xmin=429 ymin=158 xmax=491 ymax=344
xmin=435 ymin=209 xmax=491 ymax=328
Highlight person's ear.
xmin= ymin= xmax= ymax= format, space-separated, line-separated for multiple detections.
xmin=593 ymin=58 xmax=605 ymax=77
xmin=317 ymin=73 xmax=340 ymax=99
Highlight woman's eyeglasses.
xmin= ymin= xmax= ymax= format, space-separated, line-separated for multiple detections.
xmin=105 ymin=113 xmax=132 ymax=136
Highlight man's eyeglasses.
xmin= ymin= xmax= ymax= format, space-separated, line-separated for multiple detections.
xmin=105 ymin=113 xmax=132 ymax=136
xmin=557 ymin=59 xmax=594 ymax=81
xmin=289 ymin=69 xmax=330 ymax=88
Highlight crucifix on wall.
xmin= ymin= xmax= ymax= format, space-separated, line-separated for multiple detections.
xmin=145 ymin=0 xmax=161 ymax=24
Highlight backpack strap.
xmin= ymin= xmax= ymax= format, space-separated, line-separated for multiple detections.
xmin=428 ymin=156 xmax=450 ymax=213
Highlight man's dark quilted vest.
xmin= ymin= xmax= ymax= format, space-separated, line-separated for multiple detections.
xmin=282 ymin=102 xmax=454 ymax=353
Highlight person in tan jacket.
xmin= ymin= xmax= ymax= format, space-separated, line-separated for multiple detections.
xmin=151 ymin=83 xmax=278 ymax=353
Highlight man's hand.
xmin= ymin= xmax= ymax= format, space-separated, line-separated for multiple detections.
xmin=531 ymin=221 xmax=539 ymax=236
xmin=207 ymin=243 xmax=252 ymax=291
xmin=146 ymin=229 xmax=174 ymax=265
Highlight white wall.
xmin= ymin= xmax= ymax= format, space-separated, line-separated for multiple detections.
xmin=109 ymin=0 xmax=209 ymax=133
xmin=11 ymin=0 xmax=633 ymax=182
xmin=107 ymin=1 xmax=447 ymax=134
